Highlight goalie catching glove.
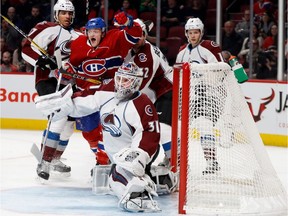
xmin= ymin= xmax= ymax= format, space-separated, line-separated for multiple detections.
xmin=113 ymin=147 xmax=150 ymax=177
xmin=36 ymin=55 xmax=58 ymax=70
xmin=34 ymin=84 xmax=74 ymax=121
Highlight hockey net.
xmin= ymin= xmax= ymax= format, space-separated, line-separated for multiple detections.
xmin=171 ymin=62 xmax=287 ymax=215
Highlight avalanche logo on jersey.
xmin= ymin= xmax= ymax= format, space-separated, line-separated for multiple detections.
xmin=145 ymin=105 xmax=153 ymax=116
xmin=138 ymin=53 xmax=147 ymax=62
xmin=101 ymin=113 xmax=122 ymax=137
xmin=78 ymin=57 xmax=123 ymax=77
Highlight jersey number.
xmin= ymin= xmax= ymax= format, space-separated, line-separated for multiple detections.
xmin=148 ymin=120 xmax=160 ymax=133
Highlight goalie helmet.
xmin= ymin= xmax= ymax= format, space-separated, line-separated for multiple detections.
xmin=85 ymin=18 xmax=106 ymax=33
xmin=54 ymin=0 xmax=75 ymax=24
xmin=185 ymin=18 xmax=204 ymax=39
xmin=134 ymin=18 xmax=154 ymax=38
xmin=114 ymin=62 xmax=144 ymax=101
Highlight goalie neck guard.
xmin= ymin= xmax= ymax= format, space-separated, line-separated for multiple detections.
xmin=114 ymin=62 xmax=144 ymax=101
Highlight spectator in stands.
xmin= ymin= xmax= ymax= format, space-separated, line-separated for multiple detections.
xmin=258 ymin=12 xmax=275 ymax=38
xmin=222 ymin=20 xmax=243 ymax=57
xmin=235 ymin=9 xmax=251 ymax=39
xmin=238 ymin=39 xmax=262 ymax=75
xmin=239 ymin=24 xmax=263 ymax=53
xmin=256 ymin=45 xmax=277 ymax=79
xmin=12 ymin=38 xmax=33 ymax=72
xmin=0 ymin=36 xmax=13 ymax=62
xmin=161 ymin=0 xmax=184 ymax=30
xmin=182 ymin=0 xmax=207 ymax=24
xmin=87 ymin=0 xmax=115 ymax=26
xmin=116 ymin=0 xmax=138 ymax=19
xmin=22 ymin=5 xmax=44 ymax=34
xmin=1 ymin=18 xmax=22 ymax=51
xmin=253 ymin=0 xmax=273 ymax=17
xmin=15 ymin=0 xmax=33 ymax=20
xmin=0 ymin=51 xmax=18 ymax=72
xmin=139 ymin=0 xmax=157 ymax=13
xmin=6 ymin=6 xmax=23 ymax=28
xmin=262 ymin=24 xmax=277 ymax=50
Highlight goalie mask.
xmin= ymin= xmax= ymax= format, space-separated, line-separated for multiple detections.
xmin=54 ymin=0 xmax=75 ymax=25
xmin=114 ymin=62 xmax=144 ymax=101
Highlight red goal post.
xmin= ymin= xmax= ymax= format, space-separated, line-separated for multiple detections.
xmin=171 ymin=62 xmax=287 ymax=215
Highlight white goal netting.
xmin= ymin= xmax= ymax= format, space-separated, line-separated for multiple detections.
xmin=171 ymin=62 xmax=287 ymax=215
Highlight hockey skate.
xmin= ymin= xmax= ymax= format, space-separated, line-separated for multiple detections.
xmin=37 ymin=160 xmax=51 ymax=180
xmin=202 ymin=161 xmax=220 ymax=175
xmin=120 ymin=191 xmax=161 ymax=213
xmin=50 ymin=159 xmax=71 ymax=177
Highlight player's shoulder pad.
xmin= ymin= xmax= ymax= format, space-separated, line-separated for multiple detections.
xmin=201 ymin=40 xmax=220 ymax=49
xmin=179 ymin=44 xmax=188 ymax=52
xmin=34 ymin=21 xmax=57 ymax=31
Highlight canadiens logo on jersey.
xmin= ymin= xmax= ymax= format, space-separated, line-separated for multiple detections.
xmin=101 ymin=113 xmax=122 ymax=137
xmin=78 ymin=57 xmax=123 ymax=77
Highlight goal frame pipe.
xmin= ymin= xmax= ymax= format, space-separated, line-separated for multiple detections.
xmin=179 ymin=63 xmax=190 ymax=214
xmin=171 ymin=65 xmax=181 ymax=173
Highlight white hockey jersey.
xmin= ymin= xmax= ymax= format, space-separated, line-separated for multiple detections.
xmin=71 ymin=80 xmax=160 ymax=161
xmin=176 ymin=40 xmax=224 ymax=64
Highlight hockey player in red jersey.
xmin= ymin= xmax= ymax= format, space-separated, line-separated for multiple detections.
xmin=21 ymin=0 xmax=82 ymax=180
xmin=64 ymin=12 xmax=142 ymax=167
xmin=35 ymin=62 xmax=168 ymax=212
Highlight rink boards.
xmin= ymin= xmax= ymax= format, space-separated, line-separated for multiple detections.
xmin=0 ymin=72 xmax=287 ymax=147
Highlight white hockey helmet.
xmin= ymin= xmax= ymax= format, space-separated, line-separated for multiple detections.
xmin=185 ymin=18 xmax=204 ymax=39
xmin=54 ymin=0 xmax=75 ymax=25
xmin=114 ymin=62 xmax=144 ymax=101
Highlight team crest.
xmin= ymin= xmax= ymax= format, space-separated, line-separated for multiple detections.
xmin=145 ymin=105 xmax=153 ymax=116
xmin=81 ymin=59 xmax=107 ymax=76
xmin=211 ymin=41 xmax=219 ymax=47
xmin=101 ymin=113 xmax=122 ymax=137
xmin=138 ymin=53 xmax=147 ymax=62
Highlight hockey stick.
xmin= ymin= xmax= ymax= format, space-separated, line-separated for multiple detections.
xmin=30 ymin=49 xmax=63 ymax=164
xmin=59 ymin=67 xmax=101 ymax=85
xmin=0 ymin=13 xmax=56 ymax=65
xmin=1 ymin=14 xmax=101 ymax=85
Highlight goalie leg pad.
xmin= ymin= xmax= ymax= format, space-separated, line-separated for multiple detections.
xmin=150 ymin=165 xmax=178 ymax=195
xmin=117 ymin=173 xmax=160 ymax=212
xmin=92 ymin=164 xmax=112 ymax=195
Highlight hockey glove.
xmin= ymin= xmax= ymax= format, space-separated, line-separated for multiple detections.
xmin=35 ymin=84 xmax=74 ymax=121
xmin=60 ymin=62 xmax=77 ymax=80
xmin=113 ymin=12 xmax=133 ymax=29
xmin=36 ymin=55 xmax=58 ymax=70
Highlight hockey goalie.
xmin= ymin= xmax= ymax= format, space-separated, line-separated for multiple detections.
xmin=34 ymin=62 xmax=177 ymax=212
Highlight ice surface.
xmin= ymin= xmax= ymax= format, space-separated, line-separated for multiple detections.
xmin=0 ymin=129 xmax=287 ymax=216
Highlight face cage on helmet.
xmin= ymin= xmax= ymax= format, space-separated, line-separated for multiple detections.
xmin=114 ymin=72 xmax=142 ymax=100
